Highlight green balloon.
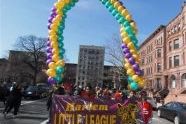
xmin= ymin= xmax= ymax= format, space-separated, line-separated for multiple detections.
xmin=130 ymin=82 xmax=139 ymax=91
xmin=59 ymin=54 xmax=64 ymax=59
xmin=56 ymin=66 xmax=64 ymax=74
xmin=55 ymin=76 xmax=62 ymax=83
xmin=118 ymin=17 xmax=125 ymax=24
xmin=108 ymin=6 xmax=114 ymax=12
xmin=115 ymin=13 xmax=121 ymax=20
xmin=112 ymin=10 xmax=117 ymax=16
xmin=105 ymin=2 xmax=111 ymax=8
xmin=123 ymin=21 xmax=130 ymax=27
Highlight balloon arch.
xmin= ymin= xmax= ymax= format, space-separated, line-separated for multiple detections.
xmin=46 ymin=0 xmax=145 ymax=91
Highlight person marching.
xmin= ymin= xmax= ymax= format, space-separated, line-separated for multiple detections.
xmin=3 ymin=83 xmax=22 ymax=118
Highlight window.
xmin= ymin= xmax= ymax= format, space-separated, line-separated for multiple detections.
xmin=174 ymin=39 xmax=179 ymax=49
xmin=181 ymin=73 xmax=186 ymax=88
xmin=174 ymin=55 xmax=179 ymax=67
xmin=169 ymin=42 xmax=172 ymax=51
xmin=157 ymin=38 xmax=162 ymax=45
xmin=157 ymin=78 xmax=162 ymax=89
xmin=142 ymin=58 xmax=145 ymax=65
xmin=157 ymin=49 xmax=161 ymax=58
xmin=169 ymin=57 xmax=172 ymax=68
xmin=157 ymin=63 xmax=161 ymax=72
xmin=170 ymin=75 xmax=176 ymax=88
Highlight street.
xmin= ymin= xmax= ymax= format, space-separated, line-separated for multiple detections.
xmin=0 ymin=99 xmax=48 ymax=124
xmin=0 ymin=99 xmax=173 ymax=124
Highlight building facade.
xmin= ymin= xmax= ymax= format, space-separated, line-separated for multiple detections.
xmin=63 ymin=63 xmax=77 ymax=84
xmin=139 ymin=25 xmax=166 ymax=92
xmin=164 ymin=3 xmax=186 ymax=103
xmin=1 ymin=50 xmax=47 ymax=85
xmin=139 ymin=3 xmax=186 ymax=103
xmin=76 ymin=45 xmax=105 ymax=87
xmin=0 ymin=58 xmax=9 ymax=83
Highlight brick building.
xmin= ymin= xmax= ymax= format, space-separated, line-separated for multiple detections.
xmin=139 ymin=3 xmax=186 ymax=103
xmin=0 ymin=50 xmax=47 ymax=85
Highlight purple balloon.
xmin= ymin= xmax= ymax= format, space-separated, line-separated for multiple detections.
xmin=123 ymin=48 xmax=130 ymax=53
xmin=51 ymin=12 xmax=57 ymax=17
xmin=51 ymin=7 xmax=56 ymax=12
xmin=47 ymin=41 xmax=51 ymax=47
xmin=48 ymin=77 xmax=56 ymax=84
xmin=129 ymin=57 xmax=135 ymax=65
xmin=136 ymin=71 xmax=142 ymax=76
xmin=125 ymin=53 xmax=132 ymax=58
xmin=133 ymin=64 xmax=139 ymax=71
xmin=47 ymin=47 xmax=52 ymax=53
xmin=46 ymin=59 xmax=52 ymax=65
xmin=47 ymin=52 xmax=52 ymax=57
xmin=121 ymin=44 xmax=127 ymax=49
xmin=47 ymin=23 xmax=51 ymax=29
xmin=47 ymin=55 xmax=52 ymax=60
xmin=48 ymin=17 xmax=53 ymax=23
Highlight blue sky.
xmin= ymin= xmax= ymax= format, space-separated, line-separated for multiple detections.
xmin=0 ymin=0 xmax=184 ymax=63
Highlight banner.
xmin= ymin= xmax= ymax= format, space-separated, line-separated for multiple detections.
xmin=51 ymin=95 xmax=141 ymax=124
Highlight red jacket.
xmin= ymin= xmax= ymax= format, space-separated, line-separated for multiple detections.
xmin=139 ymin=101 xmax=153 ymax=124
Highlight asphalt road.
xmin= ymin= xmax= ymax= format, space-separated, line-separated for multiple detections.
xmin=0 ymin=99 xmax=48 ymax=124
xmin=0 ymin=99 xmax=173 ymax=124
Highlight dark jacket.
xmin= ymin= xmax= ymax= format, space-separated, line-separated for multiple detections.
xmin=7 ymin=88 xmax=22 ymax=106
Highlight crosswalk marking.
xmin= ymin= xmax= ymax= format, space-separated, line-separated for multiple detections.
xmin=40 ymin=119 xmax=48 ymax=124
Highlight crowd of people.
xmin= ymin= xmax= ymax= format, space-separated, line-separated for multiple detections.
xmin=47 ymin=83 xmax=149 ymax=102
xmin=46 ymin=83 xmax=153 ymax=124
xmin=0 ymin=82 xmax=153 ymax=124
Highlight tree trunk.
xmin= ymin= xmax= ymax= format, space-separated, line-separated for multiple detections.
xmin=33 ymin=69 xmax=37 ymax=85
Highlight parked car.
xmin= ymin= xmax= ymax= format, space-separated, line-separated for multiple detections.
xmin=23 ymin=85 xmax=49 ymax=99
xmin=146 ymin=97 xmax=157 ymax=111
xmin=158 ymin=102 xmax=186 ymax=124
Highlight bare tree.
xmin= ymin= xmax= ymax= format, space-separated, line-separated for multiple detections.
xmin=104 ymin=34 xmax=128 ymax=88
xmin=15 ymin=35 xmax=47 ymax=85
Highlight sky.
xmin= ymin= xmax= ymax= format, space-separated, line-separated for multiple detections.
xmin=0 ymin=0 xmax=185 ymax=64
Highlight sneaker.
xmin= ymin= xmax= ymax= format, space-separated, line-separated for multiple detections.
xmin=4 ymin=112 xmax=7 ymax=119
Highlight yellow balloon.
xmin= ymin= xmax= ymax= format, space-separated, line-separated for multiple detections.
xmin=52 ymin=54 xmax=59 ymax=62
xmin=127 ymin=69 xmax=134 ymax=76
xmin=47 ymin=69 xmax=56 ymax=77
xmin=126 ymin=14 xmax=132 ymax=21
xmin=127 ymin=42 xmax=135 ymax=49
xmin=114 ymin=1 xmax=120 ymax=8
xmin=64 ymin=0 xmax=70 ymax=4
xmin=124 ymin=62 xmax=131 ymax=69
xmin=111 ymin=0 xmax=116 ymax=3
xmin=138 ymin=81 xmax=145 ymax=88
xmin=56 ymin=60 xmax=65 ymax=67
xmin=51 ymin=42 xmax=58 ymax=48
xmin=121 ymin=31 xmax=127 ymax=38
xmin=118 ymin=5 xmax=123 ymax=13
xmin=52 ymin=48 xmax=59 ymax=54
xmin=48 ymin=62 xmax=56 ymax=69
xmin=123 ymin=37 xmax=130 ymax=44
xmin=133 ymin=54 xmax=140 ymax=62
xmin=121 ymin=9 xmax=129 ymax=16
xmin=49 ymin=30 xmax=56 ymax=36
xmin=132 ymin=75 xmax=139 ymax=82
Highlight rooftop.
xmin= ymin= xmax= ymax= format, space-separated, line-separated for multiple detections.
xmin=139 ymin=25 xmax=165 ymax=49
